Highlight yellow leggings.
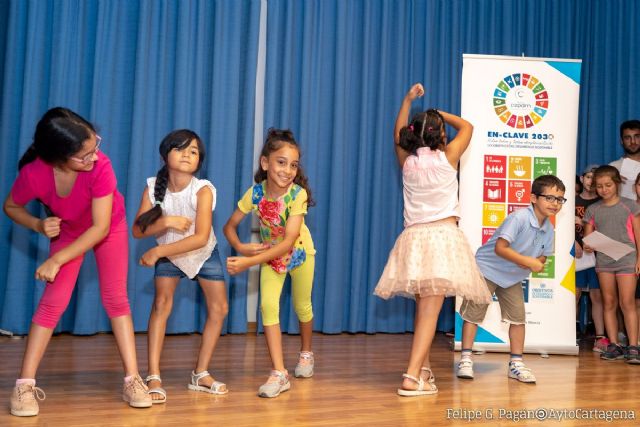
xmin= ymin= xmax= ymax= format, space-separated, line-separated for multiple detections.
xmin=260 ymin=256 xmax=314 ymax=326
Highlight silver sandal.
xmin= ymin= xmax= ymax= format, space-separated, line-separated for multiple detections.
xmin=144 ymin=374 xmax=167 ymax=404
xmin=187 ymin=370 xmax=228 ymax=395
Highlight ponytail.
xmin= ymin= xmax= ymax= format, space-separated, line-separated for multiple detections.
xmin=135 ymin=166 xmax=169 ymax=232
xmin=398 ymin=109 xmax=446 ymax=154
xmin=18 ymin=143 xmax=38 ymax=170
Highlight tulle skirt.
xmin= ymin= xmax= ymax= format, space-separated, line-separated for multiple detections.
xmin=374 ymin=220 xmax=492 ymax=303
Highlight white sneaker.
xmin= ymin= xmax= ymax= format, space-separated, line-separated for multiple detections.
xmin=258 ymin=370 xmax=290 ymax=398
xmin=456 ymin=359 xmax=474 ymax=379
xmin=508 ymin=361 xmax=536 ymax=383
xmin=294 ymin=351 xmax=314 ymax=378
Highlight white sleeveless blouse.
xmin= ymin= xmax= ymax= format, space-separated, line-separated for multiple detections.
xmin=147 ymin=176 xmax=217 ymax=278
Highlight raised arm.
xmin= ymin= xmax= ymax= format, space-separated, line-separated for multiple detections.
xmin=394 ymin=83 xmax=424 ymax=167
xmin=441 ymin=110 xmax=474 ymax=169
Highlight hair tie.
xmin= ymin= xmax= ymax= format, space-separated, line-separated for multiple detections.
xmin=154 ymin=201 xmax=162 ymax=207
xmin=427 ymin=126 xmax=434 ymax=131
xmin=408 ymin=125 xmax=414 ymax=132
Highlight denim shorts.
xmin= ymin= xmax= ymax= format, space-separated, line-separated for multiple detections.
xmin=154 ymin=246 xmax=225 ymax=281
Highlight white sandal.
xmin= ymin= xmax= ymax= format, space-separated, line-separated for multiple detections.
xmin=187 ymin=370 xmax=228 ymax=395
xmin=145 ymin=375 xmax=167 ymax=404
xmin=397 ymin=372 xmax=438 ymax=396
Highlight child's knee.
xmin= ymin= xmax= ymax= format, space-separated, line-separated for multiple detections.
xmin=293 ymin=301 xmax=313 ymax=323
xmin=208 ymin=300 xmax=229 ymax=320
xmin=260 ymin=300 xmax=280 ymax=326
xmin=151 ymin=293 xmax=173 ymax=316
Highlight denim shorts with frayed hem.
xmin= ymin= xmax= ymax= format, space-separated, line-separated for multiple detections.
xmin=154 ymin=246 xmax=225 ymax=281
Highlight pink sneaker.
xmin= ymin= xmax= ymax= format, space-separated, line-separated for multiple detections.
xmin=593 ymin=337 xmax=610 ymax=353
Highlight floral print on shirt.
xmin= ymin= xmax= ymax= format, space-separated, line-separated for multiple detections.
xmin=252 ymin=182 xmax=307 ymax=273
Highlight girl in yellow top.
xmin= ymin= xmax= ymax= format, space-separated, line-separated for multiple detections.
xmin=223 ymin=128 xmax=315 ymax=398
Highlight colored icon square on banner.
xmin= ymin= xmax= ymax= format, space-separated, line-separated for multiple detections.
xmin=508 ymin=156 xmax=532 ymax=179
xmin=533 ymin=157 xmax=557 ymax=178
xmin=532 ymin=255 xmax=555 ymax=279
xmin=483 ymin=179 xmax=506 ymax=202
xmin=484 ymin=155 xmax=507 ymax=178
xmin=521 ymin=279 xmax=529 ymax=304
xmin=508 ymin=180 xmax=531 ymax=204
xmin=482 ymin=203 xmax=506 ymax=227
xmin=482 ymin=227 xmax=496 ymax=245
xmin=508 ymin=204 xmax=529 ymax=214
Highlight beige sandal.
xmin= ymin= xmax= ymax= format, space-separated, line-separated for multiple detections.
xmin=397 ymin=371 xmax=438 ymax=396
xmin=187 ymin=370 xmax=228 ymax=395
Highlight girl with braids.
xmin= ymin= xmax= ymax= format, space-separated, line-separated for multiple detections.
xmin=132 ymin=129 xmax=228 ymax=402
xmin=5 ymin=107 xmax=151 ymax=416
xmin=223 ymin=128 xmax=316 ymax=398
xmin=374 ymin=84 xmax=491 ymax=396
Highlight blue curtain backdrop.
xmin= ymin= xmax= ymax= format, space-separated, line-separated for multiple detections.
xmin=261 ymin=0 xmax=640 ymax=333
xmin=0 ymin=0 xmax=260 ymax=335
xmin=1 ymin=1 xmax=639 ymax=335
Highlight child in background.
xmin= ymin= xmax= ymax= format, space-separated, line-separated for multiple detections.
xmin=132 ymin=130 xmax=229 ymax=402
xmin=374 ymin=83 xmax=491 ymax=396
xmin=457 ymin=175 xmax=566 ymax=383
xmin=583 ymin=165 xmax=640 ymax=363
xmin=4 ymin=107 xmax=151 ymax=416
xmin=634 ymin=172 xmax=640 ymax=346
xmin=224 ymin=128 xmax=316 ymax=398
xmin=575 ymin=165 xmax=606 ymax=351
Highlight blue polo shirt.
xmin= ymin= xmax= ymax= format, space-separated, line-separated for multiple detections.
xmin=475 ymin=205 xmax=555 ymax=288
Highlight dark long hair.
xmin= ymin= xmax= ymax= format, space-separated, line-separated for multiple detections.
xmin=398 ymin=108 xmax=446 ymax=154
xmin=19 ymin=107 xmax=96 ymax=170
xmin=254 ymin=128 xmax=315 ymax=207
xmin=135 ymin=129 xmax=205 ymax=232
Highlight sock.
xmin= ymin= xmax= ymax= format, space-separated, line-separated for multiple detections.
xmin=461 ymin=349 xmax=473 ymax=360
xmin=510 ymin=354 xmax=523 ymax=363
xmin=16 ymin=378 xmax=36 ymax=386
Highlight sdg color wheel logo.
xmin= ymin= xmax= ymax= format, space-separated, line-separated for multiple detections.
xmin=493 ymin=73 xmax=549 ymax=129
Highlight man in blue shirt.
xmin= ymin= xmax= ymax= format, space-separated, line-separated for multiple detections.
xmin=457 ymin=175 xmax=566 ymax=383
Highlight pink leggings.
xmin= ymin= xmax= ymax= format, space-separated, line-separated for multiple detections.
xmin=32 ymin=222 xmax=131 ymax=329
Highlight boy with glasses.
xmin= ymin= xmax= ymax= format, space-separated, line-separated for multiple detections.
xmin=456 ymin=175 xmax=566 ymax=383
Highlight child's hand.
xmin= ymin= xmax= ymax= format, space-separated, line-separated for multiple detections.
xmin=238 ymin=242 xmax=268 ymax=257
xmin=575 ymin=242 xmax=583 ymax=259
xmin=35 ymin=257 xmax=61 ymax=283
xmin=38 ymin=217 xmax=61 ymax=239
xmin=165 ymin=216 xmax=192 ymax=233
xmin=406 ymin=83 xmax=425 ymax=101
xmin=583 ymin=243 xmax=594 ymax=253
xmin=226 ymin=256 xmax=252 ymax=275
xmin=526 ymin=257 xmax=545 ymax=273
xmin=140 ymin=247 xmax=160 ymax=267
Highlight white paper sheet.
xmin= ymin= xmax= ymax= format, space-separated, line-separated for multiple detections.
xmin=582 ymin=231 xmax=635 ymax=261
xmin=575 ymin=251 xmax=596 ymax=271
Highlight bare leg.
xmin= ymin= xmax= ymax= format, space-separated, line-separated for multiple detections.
xmin=590 ymin=289 xmax=605 ymax=336
xmin=461 ymin=321 xmax=478 ymax=351
xmin=19 ymin=324 xmax=55 ymax=379
xmin=598 ymin=273 xmax=619 ymax=343
xmin=401 ymin=295 xmax=445 ymax=390
xmin=299 ymin=319 xmax=313 ymax=352
xmin=617 ymin=275 xmax=638 ymax=346
xmin=193 ymin=279 xmax=228 ymax=389
xmin=146 ymin=277 xmax=179 ymax=399
xmin=264 ymin=324 xmax=286 ymax=372
xmin=110 ymin=315 xmax=139 ymax=377
xmin=509 ymin=323 xmax=525 ymax=355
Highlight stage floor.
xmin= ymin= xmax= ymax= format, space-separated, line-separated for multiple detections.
xmin=0 ymin=332 xmax=638 ymax=426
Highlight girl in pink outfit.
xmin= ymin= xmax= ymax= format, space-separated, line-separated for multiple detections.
xmin=4 ymin=108 xmax=151 ymax=417
xmin=374 ymin=84 xmax=491 ymax=396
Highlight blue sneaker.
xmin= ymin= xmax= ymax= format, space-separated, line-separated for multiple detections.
xmin=600 ymin=343 xmax=625 ymax=360
xmin=624 ymin=345 xmax=640 ymax=365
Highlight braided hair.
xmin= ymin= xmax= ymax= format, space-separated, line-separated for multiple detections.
xmin=254 ymin=128 xmax=315 ymax=207
xmin=398 ymin=108 xmax=446 ymax=155
xmin=135 ymin=129 xmax=205 ymax=232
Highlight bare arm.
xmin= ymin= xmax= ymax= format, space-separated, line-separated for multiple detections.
xmin=394 ymin=83 xmax=424 ymax=168
xmin=131 ymin=187 xmax=191 ymax=239
xmin=139 ymin=186 xmax=214 ymax=266
xmin=226 ymin=214 xmax=303 ymax=275
xmin=223 ymin=208 xmax=268 ymax=257
xmin=582 ymin=223 xmax=594 ymax=253
xmin=632 ymin=214 xmax=640 ymax=274
xmin=3 ymin=193 xmax=59 ymax=237
xmin=442 ymin=110 xmax=473 ymax=169
xmin=494 ymin=238 xmax=544 ymax=273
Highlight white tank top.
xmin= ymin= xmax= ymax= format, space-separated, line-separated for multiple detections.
xmin=147 ymin=176 xmax=217 ymax=278
xmin=402 ymin=147 xmax=459 ymax=227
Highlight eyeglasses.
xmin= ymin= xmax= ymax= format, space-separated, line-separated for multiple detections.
xmin=534 ymin=193 xmax=567 ymax=204
xmin=70 ymin=135 xmax=101 ymax=164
